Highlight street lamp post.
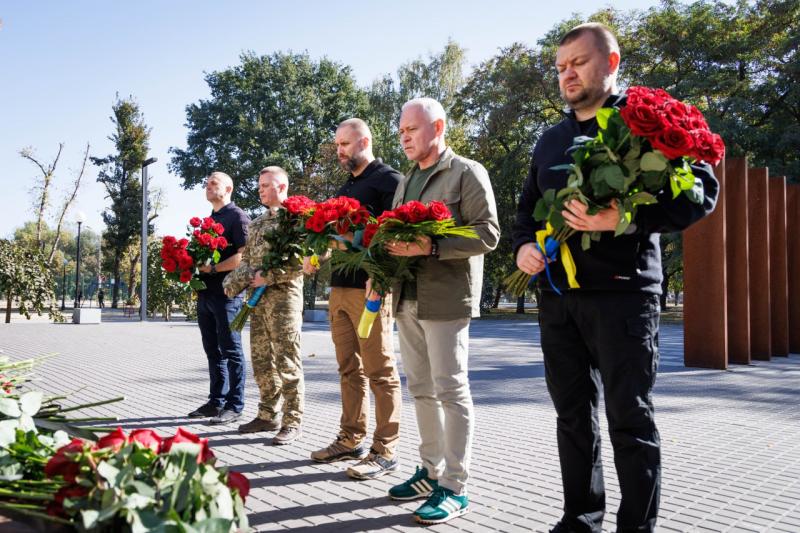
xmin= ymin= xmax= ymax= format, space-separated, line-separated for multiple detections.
xmin=61 ymin=258 xmax=68 ymax=310
xmin=140 ymin=157 xmax=158 ymax=321
xmin=73 ymin=211 xmax=86 ymax=309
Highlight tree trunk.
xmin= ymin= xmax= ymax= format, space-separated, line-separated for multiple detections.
xmin=516 ymin=295 xmax=526 ymax=314
xmin=5 ymin=291 xmax=12 ymax=323
xmin=660 ymin=273 xmax=669 ymax=311
xmin=111 ymin=255 xmax=121 ymax=308
xmin=492 ymin=286 xmax=502 ymax=309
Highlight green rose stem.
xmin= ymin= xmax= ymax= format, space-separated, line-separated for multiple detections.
xmin=49 ymin=396 xmax=125 ymax=413
xmin=0 ymin=488 xmax=53 ymax=500
xmin=0 ymin=501 xmax=72 ymax=525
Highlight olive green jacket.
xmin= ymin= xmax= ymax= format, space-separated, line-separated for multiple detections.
xmin=391 ymin=147 xmax=500 ymax=320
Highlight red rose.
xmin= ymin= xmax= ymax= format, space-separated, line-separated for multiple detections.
xmin=305 ymin=213 xmax=327 ymax=233
xmin=54 ymin=484 xmax=90 ymax=506
xmin=45 ymin=439 xmax=85 ymax=482
xmin=179 ymin=270 xmax=193 ymax=283
xmin=215 ymin=236 xmax=228 ymax=249
xmin=177 ymin=254 xmax=194 ymax=270
xmin=189 ymin=217 xmax=202 ymax=228
xmin=94 ymin=427 xmax=127 ymax=451
xmin=391 ymin=205 xmax=411 ymax=223
xmin=283 ymin=195 xmax=316 ymax=215
xmin=226 ymin=471 xmax=250 ymax=501
xmin=162 ymin=258 xmax=177 ymax=273
xmin=162 ymin=427 xmax=215 ymax=464
xmin=335 ymin=219 xmax=351 ymax=235
xmin=661 ymin=100 xmax=691 ymax=128
xmin=377 ymin=210 xmax=397 ymax=225
xmin=177 ymin=238 xmax=189 ymax=248
xmin=201 ymin=217 xmax=214 ymax=230
xmin=685 ymin=105 xmax=709 ymax=131
xmin=362 ymin=223 xmax=379 ymax=247
xmin=129 ymin=429 xmax=162 ymax=453
xmin=620 ymin=102 xmax=669 ymax=138
xmin=405 ymin=201 xmax=429 ymax=223
xmin=193 ymin=229 xmax=201 ymax=238
xmin=162 ymin=235 xmax=176 ymax=246
xmin=692 ymin=130 xmax=725 ymax=165
xmin=428 ymin=201 xmax=451 ymax=221
xmin=212 ymin=223 xmax=225 ymax=235
xmin=650 ymin=124 xmax=695 ymax=160
xmin=197 ymin=233 xmax=212 ymax=247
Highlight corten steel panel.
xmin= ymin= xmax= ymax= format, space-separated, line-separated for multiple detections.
xmin=724 ymin=158 xmax=751 ymax=364
xmin=684 ymin=161 xmax=728 ymax=369
xmin=748 ymin=168 xmax=771 ymax=360
xmin=788 ymin=184 xmax=800 ymax=354
xmin=769 ymin=177 xmax=789 ymax=356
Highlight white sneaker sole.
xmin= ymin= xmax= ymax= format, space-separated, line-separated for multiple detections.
xmin=346 ymin=462 xmax=399 ymax=480
xmin=414 ymin=507 xmax=469 ymax=525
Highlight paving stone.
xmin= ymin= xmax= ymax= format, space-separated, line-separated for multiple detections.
xmin=2 ymin=316 xmax=799 ymax=531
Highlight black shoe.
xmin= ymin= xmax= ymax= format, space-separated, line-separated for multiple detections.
xmin=550 ymin=520 xmax=578 ymax=533
xmin=208 ymin=409 xmax=242 ymax=425
xmin=238 ymin=416 xmax=281 ymax=433
xmin=188 ymin=403 xmax=222 ymax=418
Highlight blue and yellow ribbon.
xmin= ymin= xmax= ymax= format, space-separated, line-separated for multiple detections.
xmin=532 ymin=223 xmax=580 ymax=294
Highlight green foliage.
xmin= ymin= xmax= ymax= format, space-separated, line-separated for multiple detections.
xmin=146 ymin=241 xmax=194 ymax=321
xmin=0 ymin=240 xmax=62 ymax=323
xmin=169 ymin=51 xmax=368 ymax=211
xmin=92 ymin=96 xmax=152 ymax=308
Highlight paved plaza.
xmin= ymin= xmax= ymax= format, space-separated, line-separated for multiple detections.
xmin=1 ymin=311 xmax=799 ymax=532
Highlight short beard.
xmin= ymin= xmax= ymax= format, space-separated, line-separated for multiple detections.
xmin=341 ymin=154 xmax=365 ymax=173
xmin=562 ymin=82 xmax=609 ymax=112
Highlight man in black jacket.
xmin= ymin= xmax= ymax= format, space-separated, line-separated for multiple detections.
xmin=306 ymin=118 xmax=404 ymax=481
xmin=512 ymin=24 xmax=719 ymax=533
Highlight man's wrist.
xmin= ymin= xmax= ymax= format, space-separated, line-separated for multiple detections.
xmin=210 ymin=264 xmax=217 ymax=274
xmin=429 ymin=240 xmax=439 ymax=258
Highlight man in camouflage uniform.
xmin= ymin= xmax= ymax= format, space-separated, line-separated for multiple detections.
xmin=223 ymin=166 xmax=305 ymax=446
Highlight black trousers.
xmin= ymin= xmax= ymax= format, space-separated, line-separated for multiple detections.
xmin=539 ymin=291 xmax=661 ymax=533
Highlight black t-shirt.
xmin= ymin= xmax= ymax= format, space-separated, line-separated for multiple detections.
xmin=330 ymin=159 xmax=402 ymax=288
xmin=198 ymin=202 xmax=250 ymax=295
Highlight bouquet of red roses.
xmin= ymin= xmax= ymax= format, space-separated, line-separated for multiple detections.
xmin=332 ymin=200 xmax=478 ymax=338
xmin=504 ymin=86 xmax=725 ymax=296
xmin=300 ymin=196 xmax=371 ymax=257
xmin=161 ymin=216 xmax=229 ymax=290
xmin=43 ymin=427 xmax=249 ymax=531
xmin=229 ymin=196 xmax=312 ymax=331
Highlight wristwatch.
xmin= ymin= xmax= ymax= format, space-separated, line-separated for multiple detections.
xmin=429 ymin=240 xmax=440 ymax=258
xmin=210 ymin=264 xmax=217 ymax=274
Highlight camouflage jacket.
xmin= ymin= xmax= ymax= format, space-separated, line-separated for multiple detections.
xmin=222 ymin=207 xmax=303 ymax=297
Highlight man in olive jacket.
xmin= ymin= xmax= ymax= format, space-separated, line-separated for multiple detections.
xmin=384 ymin=97 xmax=499 ymax=525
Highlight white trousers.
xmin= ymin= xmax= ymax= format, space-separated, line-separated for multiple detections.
xmin=395 ymin=300 xmax=473 ymax=494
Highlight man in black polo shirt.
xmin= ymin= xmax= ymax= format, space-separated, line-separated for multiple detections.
xmin=187 ymin=171 xmax=251 ymax=425
xmin=306 ymin=118 xmax=403 ymax=480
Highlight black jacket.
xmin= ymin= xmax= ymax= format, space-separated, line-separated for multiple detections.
xmin=331 ymin=159 xmax=402 ymax=288
xmin=511 ymin=95 xmax=719 ymax=294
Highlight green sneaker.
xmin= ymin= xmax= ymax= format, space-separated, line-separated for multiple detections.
xmin=413 ymin=486 xmax=469 ymax=525
xmin=388 ymin=466 xmax=438 ymax=501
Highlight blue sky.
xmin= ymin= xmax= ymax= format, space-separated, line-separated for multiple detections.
xmin=1 ymin=0 xmax=666 ymax=240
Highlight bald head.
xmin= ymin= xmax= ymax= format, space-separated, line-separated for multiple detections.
xmin=335 ymin=118 xmax=375 ymax=176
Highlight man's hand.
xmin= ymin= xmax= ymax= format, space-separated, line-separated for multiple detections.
xmin=365 ymin=278 xmax=381 ymax=302
xmin=562 ymin=199 xmax=618 ymax=232
xmin=385 ymin=235 xmax=432 ymax=257
xmin=302 ymin=256 xmax=319 ymax=275
xmin=249 ymin=270 xmax=267 ymax=288
xmin=516 ymin=242 xmax=547 ymax=276
xmin=198 ymin=264 xmax=211 ymax=273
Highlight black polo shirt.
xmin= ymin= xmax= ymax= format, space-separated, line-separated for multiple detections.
xmin=198 ymin=201 xmax=250 ymax=295
xmin=331 ymin=159 xmax=402 ymax=288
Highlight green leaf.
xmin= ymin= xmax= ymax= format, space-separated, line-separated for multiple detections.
xmin=19 ymin=391 xmax=42 ymax=416
xmin=212 ymin=250 xmax=221 ymax=263
xmin=194 ymin=518 xmax=234 ymax=533
xmin=628 ymin=192 xmax=658 ymax=206
xmin=0 ymin=398 xmax=21 ymax=418
xmin=594 ymin=165 xmax=625 ymax=191
xmin=669 ymin=174 xmax=681 ymax=199
xmin=82 ymin=509 xmax=100 ymax=529
xmin=533 ymin=198 xmax=549 ymax=221
xmin=640 ymin=151 xmax=668 ymax=172
xmin=97 ymin=460 xmax=121 ymax=488
xmin=596 ymin=107 xmax=613 ymax=130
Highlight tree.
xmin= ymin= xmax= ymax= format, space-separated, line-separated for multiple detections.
xmin=0 ymin=240 xmax=62 ymax=323
xmin=146 ymin=240 xmax=193 ymax=320
xmin=170 ymin=51 xmax=368 ymax=212
xmin=92 ymin=96 xmax=152 ymax=308
xmin=20 ymin=143 xmax=90 ymax=264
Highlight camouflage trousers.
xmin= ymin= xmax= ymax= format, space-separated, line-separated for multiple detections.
xmin=249 ymin=287 xmax=304 ymax=428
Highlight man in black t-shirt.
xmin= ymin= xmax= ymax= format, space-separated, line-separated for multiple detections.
xmin=305 ymin=119 xmax=403 ymax=481
xmin=187 ymin=171 xmax=251 ymax=425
